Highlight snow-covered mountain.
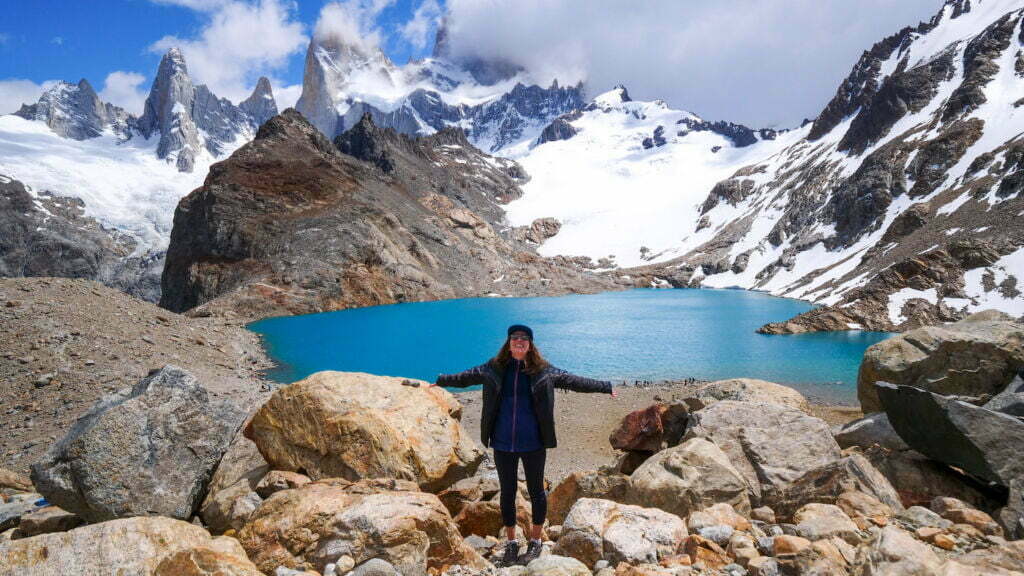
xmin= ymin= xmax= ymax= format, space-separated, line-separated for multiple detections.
xmin=2 ymin=0 xmax=1022 ymax=330
xmin=505 ymin=0 xmax=1024 ymax=332
xmin=0 ymin=48 xmax=278 ymax=297
xmin=295 ymin=24 xmax=584 ymax=153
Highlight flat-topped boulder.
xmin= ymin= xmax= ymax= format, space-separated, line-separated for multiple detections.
xmin=30 ymin=365 xmax=245 ymax=522
xmin=237 ymin=478 xmax=486 ymax=575
xmin=685 ymin=378 xmax=810 ymax=412
xmin=683 ymin=400 xmax=841 ymax=504
xmin=247 ymin=371 xmax=482 ymax=492
xmin=858 ymin=311 xmax=1024 ymax=413
xmin=0 ymin=516 xmax=216 ymax=575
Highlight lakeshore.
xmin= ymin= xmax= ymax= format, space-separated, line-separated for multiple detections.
xmin=456 ymin=379 xmax=863 ymax=482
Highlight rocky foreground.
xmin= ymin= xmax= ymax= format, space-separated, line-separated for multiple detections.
xmin=2 ymin=310 xmax=1024 ymax=575
xmin=0 ymin=277 xmax=273 ymax=475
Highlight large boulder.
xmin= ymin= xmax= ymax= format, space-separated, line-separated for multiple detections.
xmin=858 ymin=311 xmax=1024 ymax=413
xmin=547 ymin=469 xmax=630 ymax=525
xmin=0 ymin=516 xmax=216 ymax=575
xmin=767 ymin=453 xmax=903 ymax=519
xmin=861 ymin=445 xmax=1001 ymax=511
xmin=686 ymin=378 xmax=810 ymax=412
xmin=877 ymin=382 xmax=1024 ymax=488
xmin=683 ymin=400 xmax=841 ymax=504
xmin=832 ymin=412 xmax=909 ymax=451
xmin=237 ymin=478 xmax=486 ymax=575
xmin=609 ymin=404 xmax=686 ymax=452
xmin=628 ymin=437 xmax=751 ymax=518
xmin=199 ymin=426 xmax=269 ymax=534
xmin=247 ymin=371 xmax=482 ymax=491
xmin=30 ymin=365 xmax=245 ymax=522
xmin=553 ymin=498 xmax=688 ymax=568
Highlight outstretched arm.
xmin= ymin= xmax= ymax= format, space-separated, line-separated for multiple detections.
xmin=432 ymin=363 xmax=489 ymax=388
xmin=552 ymin=368 xmax=614 ymax=395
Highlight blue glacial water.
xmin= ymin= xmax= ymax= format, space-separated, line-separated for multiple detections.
xmin=249 ymin=288 xmax=892 ymax=404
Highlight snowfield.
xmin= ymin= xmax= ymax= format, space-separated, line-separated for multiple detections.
xmin=0 ymin=115 xmax=232 ymax=252
xmin=504 ymin=88 xmax=804 ymax=268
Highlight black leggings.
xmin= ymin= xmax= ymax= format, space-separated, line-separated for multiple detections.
xmin=493 ymin=449 xmax=547 ymax=528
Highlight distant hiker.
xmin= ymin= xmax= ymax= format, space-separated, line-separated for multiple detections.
xmin=432 ymin=324 xmax=616 ymax=566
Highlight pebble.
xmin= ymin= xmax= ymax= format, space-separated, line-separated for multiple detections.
xmin=933 ymin=533 xmax=956 ymax=550
xmin=17 ymin=356 xmax=34 ymax=364
xmin=141 ymin=335 xmax=154 ymax=344
xmin=33 ymin=374 xmax=54 ymax=388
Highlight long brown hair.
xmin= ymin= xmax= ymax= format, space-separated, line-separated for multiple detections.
xmin=491 ymin=337 xmax=549 ymax=376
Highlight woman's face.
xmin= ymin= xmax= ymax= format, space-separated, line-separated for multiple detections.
xmin=509 ymin=331 xmax=530 ymax=360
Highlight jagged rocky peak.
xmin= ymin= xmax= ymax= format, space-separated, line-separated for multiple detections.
xmin=239 ymin=76 xmax=278 ymax=127
xmin=295 ymin=32 xmax=398 ymax=139
xmin=138 ymin=47 xmax=202 ymax=172
xmin=136 ymin=47 xmax=278 ymax=172
xmin=14 ymin=78 xmax=134 ymax=140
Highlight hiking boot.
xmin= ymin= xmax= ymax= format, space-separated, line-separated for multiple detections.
xmin=499 ymin=540 xmax=520 ymax=567
xmin=521 ymin=539 xmax=543 ymax=564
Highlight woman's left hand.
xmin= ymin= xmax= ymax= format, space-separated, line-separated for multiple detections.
xmin=610 ymin=388 xmax=618 ymax=398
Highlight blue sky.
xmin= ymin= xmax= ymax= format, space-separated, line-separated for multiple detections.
xmin=0 ymin=0 xmax=433 ymax=86
xmin=0 ymin=0 xmax=944 ymax=126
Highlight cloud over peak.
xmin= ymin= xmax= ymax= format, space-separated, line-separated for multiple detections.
xmin=149 ymin=0 xmax=307 ymax=103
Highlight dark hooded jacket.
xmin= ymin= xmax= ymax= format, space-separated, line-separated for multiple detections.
xmin=437 ymin=361 xmax=612 ymax=449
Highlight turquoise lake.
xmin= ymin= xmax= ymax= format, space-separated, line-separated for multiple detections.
xmin=249 ymin=288 xmax=891 ymax=404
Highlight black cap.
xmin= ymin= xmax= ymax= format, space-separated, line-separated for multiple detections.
xmin=507 ymin=324 xmax=533 ymax=340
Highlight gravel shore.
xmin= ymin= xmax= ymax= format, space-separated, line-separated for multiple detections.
xmin=456 ymin=380 xmax=862 ymax=483
xmin=0 ymin=277 xmax=274 ymax=474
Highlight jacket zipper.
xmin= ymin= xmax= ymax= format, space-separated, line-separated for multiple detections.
xmin=511 ymin=360 xmax=519 ymax=452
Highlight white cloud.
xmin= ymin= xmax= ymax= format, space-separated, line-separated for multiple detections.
xmin=400 ymin=0 xmax=441 ymax=52
xmin=149 ymin=0 xmax=307 ymax=103
xmin=313 ymin=0 xmax=396 ymax=51
xmin=99 ymin=71 xmax=148 ymax=115
xmin=443 ymin=0 xmax=942 ymax=127
xmin=50 ymin=36 xmax=63 ymax=46
xmin=0 ymin=78 xmax=59 ymax=115
xmin=272 ymin=82 xmax=303 ymax=109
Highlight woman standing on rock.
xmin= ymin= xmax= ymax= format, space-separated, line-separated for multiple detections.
xmin=432 ymin=324 xmax=617 ymax=566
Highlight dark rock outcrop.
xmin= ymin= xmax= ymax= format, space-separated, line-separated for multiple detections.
xmin=877 ymin=382 xmax=1024 ymax=488
xmin=0 ymin=174 xmax=162 ymax=301
xmin=159 ymin=110 xmax=619 ymax=319
xmin=538 ymin=116 xmax=579 ymax=143
xmin=941 ymin=11 xmax=1021 ymax=121
xmin=30 ymin=365 xmax=245 ymax=522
